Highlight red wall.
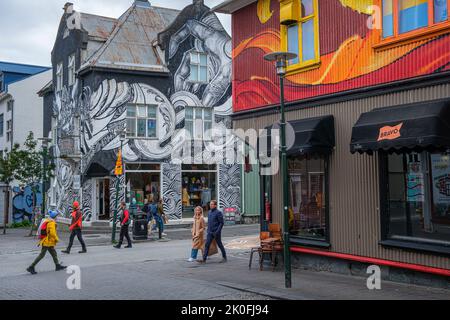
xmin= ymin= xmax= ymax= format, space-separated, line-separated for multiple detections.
xmin=232 ymin=0 xmax=450 ymax=112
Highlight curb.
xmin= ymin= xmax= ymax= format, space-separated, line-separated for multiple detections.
xmin=216 ymin=281 xmax=309 ymax=301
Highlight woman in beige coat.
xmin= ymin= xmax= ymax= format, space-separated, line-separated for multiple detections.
xmin=188 ymin=206 xmax=205 ymax=262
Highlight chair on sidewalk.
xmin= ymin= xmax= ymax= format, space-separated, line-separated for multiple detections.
xmin=249 ymin=224 xmax=284 ymax=272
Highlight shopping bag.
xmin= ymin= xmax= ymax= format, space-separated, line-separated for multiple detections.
xmin=208 ymin=239 xmax=218 ymax=256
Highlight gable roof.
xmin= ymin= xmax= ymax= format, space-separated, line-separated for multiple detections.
xmin=80 ymin=13 xmax=118 ymax=41
xmin=0 ymin=61 xmax=50 ymax=75
xmin=79 ymin=2 xmax=180 ymax=74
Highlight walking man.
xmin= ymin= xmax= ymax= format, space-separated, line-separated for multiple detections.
xmin=198 ymin=200 xmax=227 ymax=263
xmin=114 ymin=201 xmax=132 ymax=249
xmin=27 ymin=210 xmax=67 ymax=275
xmin=62 ymin=201 xmax=87 ymax=254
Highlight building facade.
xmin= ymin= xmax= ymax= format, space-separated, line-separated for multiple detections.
xmin=215 ymin=0 xmax=450 ymax=280
xmin=49 ymin=0 xmax=241 ymax=222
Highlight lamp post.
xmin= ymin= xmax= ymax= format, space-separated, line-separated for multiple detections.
xmin=38 ymin=137 xmax=52 ymax=220
xmin=264 ymin=51 xmax=297 ymax=289
xmin=112 ymin=129 xmax=127 ymax=243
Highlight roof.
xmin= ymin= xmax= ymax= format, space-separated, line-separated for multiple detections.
xmin=212 ymin=0 xmax=257 ymax=14
xmin=80 ymin=2 xmax=180 ymax=74
xmin=0 ymin=61 xmax=50 ymax=75
xmin=80 ymin=13 xmax=117 ymax=41
xmin=37 ymin=80 xmax=54 ymax=96
xmin=0 ymin=92 xmax=12 ymax=103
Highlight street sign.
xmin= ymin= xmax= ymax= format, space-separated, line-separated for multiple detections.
xmin=115 ymin=150 xmax=123 ymax=176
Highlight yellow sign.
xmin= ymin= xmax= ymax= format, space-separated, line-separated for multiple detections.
xmin=115 ymin=150 xmax=123 ymax=176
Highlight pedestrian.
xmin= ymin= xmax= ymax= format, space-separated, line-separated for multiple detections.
xmin=26 ymin=210 xmax=67 ymax=275
xmin=149 ymin=198 xmax=164 ymax=239
xmin=142 ymin=198 xmax=151 ymax=224
xmin=157 ymin=198 xmax=167 ymax=237
xmin=114 ymin=201 xmax=132 ymax=249
xmin=198 ymin=200 xmax=227 ymax=263
xmin=62 ymin=201 xmax=87 ymax=254
xmin=188 ymin=206 xmax=205 ymax=262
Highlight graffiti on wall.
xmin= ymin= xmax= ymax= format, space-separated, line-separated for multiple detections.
xmin=12 ymin=185 xmax=42 ymax=223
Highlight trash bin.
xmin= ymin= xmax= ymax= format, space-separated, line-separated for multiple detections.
xmin=132 ymin=212 xmax=148 ymax=240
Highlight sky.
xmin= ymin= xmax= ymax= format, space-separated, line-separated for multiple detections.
xmin=0 ymin=0 xmax=231 ymax=67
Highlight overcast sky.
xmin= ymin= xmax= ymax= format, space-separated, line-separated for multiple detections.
xmin=0 ymin=0 xmax=231 ymax=67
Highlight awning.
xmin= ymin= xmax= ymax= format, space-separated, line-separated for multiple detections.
xmin=258 ymin=115 xmax=335 ymax=158
xmin=85 ymin=150 xmax=117 ymax=177
xmin=350 ymin=99 xmax=450 ymax=154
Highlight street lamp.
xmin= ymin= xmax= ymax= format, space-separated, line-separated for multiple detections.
xmin=264 ymin=51 xmax=297 ymax=289
xmin=112 ymin=129 xmax=127 ymax=243
xmin=38 ymin=137 xmax=53 ymax=220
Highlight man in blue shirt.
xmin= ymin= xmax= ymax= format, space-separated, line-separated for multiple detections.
xmin=199 ymin=200 xmax=227 ymax=263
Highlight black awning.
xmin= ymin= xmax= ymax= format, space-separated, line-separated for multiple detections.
xmin=85 ymin=150 xmax=117 ymax=177
xmin=350 ymin=99 xmax=450 ymax=154
xmin=258 ymin=115 xmax=335 ymax=158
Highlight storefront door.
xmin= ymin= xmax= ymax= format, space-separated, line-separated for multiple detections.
xmin=96 ymin=178 xmax=111 ymax=220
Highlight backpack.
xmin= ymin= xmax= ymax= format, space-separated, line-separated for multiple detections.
xmin=37 ymin=219 xmax=49 ymax=240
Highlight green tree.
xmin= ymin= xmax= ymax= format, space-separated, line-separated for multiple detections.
xmin=0 ymin=143 xmax=21 ymax=234
xmin=12 ymin=132 xmax=55 ymax=236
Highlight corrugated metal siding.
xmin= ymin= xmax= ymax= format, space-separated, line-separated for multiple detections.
xmin=243 ymin=164 xmax=261 ymax=216
xmin=234 ymin=83 xmax=450 ymax=270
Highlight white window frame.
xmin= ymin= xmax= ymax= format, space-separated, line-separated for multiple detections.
xmin=68 ymin=54 xmax=76 ymax=86
xmin=126 ymin=104 xmax=158 ymax=139
xmin=189 ymin=52 xmax=208 ymax=83
xmin=185 ymin=107 xmax=214 ymax=140
xmin=56 ymin=62 xmax=63 ymax=92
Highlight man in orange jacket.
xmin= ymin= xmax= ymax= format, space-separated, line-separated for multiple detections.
xmin=62 ymin=201 xmax=87 ymax=254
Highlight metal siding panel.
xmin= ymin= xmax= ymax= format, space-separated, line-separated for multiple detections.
xmin=234 ymin=83 xmax=450 ymax=269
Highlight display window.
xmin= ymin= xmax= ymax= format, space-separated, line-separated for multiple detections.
xmin=182 ymin=164 xmax=217 ymax=218
xmin=287 ymin=156 xmax=329 ymax=241
xmin=382 ymin=152 xmax=450 ymax=246
xmin=126 ymin=164 xmax=161 ymax=206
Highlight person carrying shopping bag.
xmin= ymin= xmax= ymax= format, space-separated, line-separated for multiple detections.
xmin=188 ymin=206 xmax=206 ymax=262
xmin=26 ymin=210 xmax=67 ymax=275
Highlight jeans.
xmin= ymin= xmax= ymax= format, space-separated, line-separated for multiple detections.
xmin=66 ymin=229 xmax=86 ymax=252
xmin=152 ymin=216 xmax=164 ymax=238
xmin=203 ymin=232 xmax=227 ymax=261
xmin=118 ymin=224 xmax=132 ymax=246
xmin=191 ymin=249 xmax=199 ymax=259
xmin=30 ymin=246 xmax=59 ymax=267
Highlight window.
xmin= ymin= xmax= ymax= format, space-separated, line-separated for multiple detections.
xmin=381 ymin=0 xmax=450 ymax=39
xmin=184 ymin=107 xmax=213 ymax=140
xmin=288 ymin=156 xmax=328 ymax=241
xmin=6 ymin=120 xmax=11 ymax=131
xmin=281 ymin=0 xmax=320 ymax=72
xmin=56 ymin=62 xmax=63 ymax=92
xmin=381 ymin=151 xmax=450 ymax=248
xmin=126 ymin=104 xmax=158 ymax=138
xmin=6 ymin=132 xmax=11 ymax=142
xmin=7 ymin=100 xmax=13 ymax=112
xmin=68 ymin=54 xmax=76 ymax=86
xmin=189 ymin=52 xmax=208 ymax=82
xmin=0 ymin=73 xmax=4 ymax=92
xmin=0 ymin=114 xmax=3 ymax=137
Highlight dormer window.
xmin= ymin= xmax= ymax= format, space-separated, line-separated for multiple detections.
xmin=189 ymin=52 xmax=208 ymax=82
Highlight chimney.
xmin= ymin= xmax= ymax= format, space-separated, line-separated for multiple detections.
xmin=64 ymin=2 xmax=74 ymax=14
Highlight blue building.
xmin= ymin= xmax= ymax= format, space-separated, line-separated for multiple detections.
xmin=0 ymin=61 xmax=50 ymax=93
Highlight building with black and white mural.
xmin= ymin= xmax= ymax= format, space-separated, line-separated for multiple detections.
xmin=48 ymin=0 xmax=241 ymax=222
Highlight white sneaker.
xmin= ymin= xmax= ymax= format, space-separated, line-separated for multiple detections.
xmin=162 ymin=233 xmax=167 ymax=236
xmin=188 ymin=258 xmax=194 ymax=262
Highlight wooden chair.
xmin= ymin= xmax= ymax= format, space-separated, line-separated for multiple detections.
xmin=248 ymin=224 xmax=284 ymax=272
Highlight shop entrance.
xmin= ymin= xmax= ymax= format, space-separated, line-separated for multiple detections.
xmin=126 ymin=163 xmax=161 ymax=206
xmin=182 ymin=164 xmax=217 ymax=219
xmin=96 ymin=178 xmax=111 ymax=221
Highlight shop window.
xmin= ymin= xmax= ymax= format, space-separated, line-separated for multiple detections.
xmin=379 ymin=0 xmax=450 ymax=44
xmin=56 ymin=62 xmax=63 ymax=92
xmin=382 ymin=151 xmax=450 ymax=247
xmin=185 ymin=107 xmax=213 ymax=140
xmin=189 ymin=52 xmax=208 ymax=82
xmin=68 ymin=54 xmax=76 ymax=86
xmin=281 ymin=0 xmax=320 ymax=73
xmin=288 ymin=156 xmax=328 ymax=241
xmin=182 ymin=164 xmax=217 ymax=218
xmin=126 ymin=104 xmax=158 ymax=139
